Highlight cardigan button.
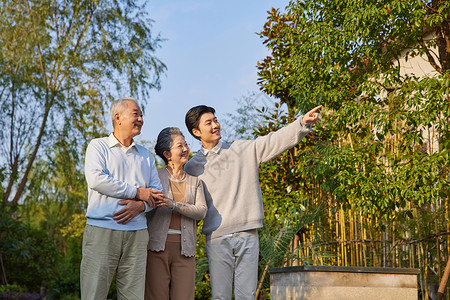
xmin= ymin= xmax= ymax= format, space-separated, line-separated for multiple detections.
xmin=183 ymin=226 xmax=186 ymax=229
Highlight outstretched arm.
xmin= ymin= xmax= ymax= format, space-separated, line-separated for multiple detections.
xmin=254 ymin=105 xmax=323 ymax=163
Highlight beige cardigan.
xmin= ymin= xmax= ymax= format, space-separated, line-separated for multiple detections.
xmin=146 ymin=169 xmax=207 ymax=257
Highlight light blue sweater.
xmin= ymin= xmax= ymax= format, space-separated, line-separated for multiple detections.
xmin=84 ymin=134 xmax=162 ymax=231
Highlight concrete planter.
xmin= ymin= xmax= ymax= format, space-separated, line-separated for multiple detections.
xmin=269 ymin=265 xmax=420 ymax=300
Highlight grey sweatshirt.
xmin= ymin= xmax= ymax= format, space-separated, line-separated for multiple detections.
xmin=184 ymin=117 xmax=312 ymax=239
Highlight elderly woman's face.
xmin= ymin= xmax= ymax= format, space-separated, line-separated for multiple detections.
xmin=168 ymin=135 xmax=190 ymax=166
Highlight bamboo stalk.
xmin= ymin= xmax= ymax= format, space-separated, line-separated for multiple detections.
xmin=372 ymin=219 xmax=379 ymax=267
xmin=447 ymin=194 xmax=450 ymax=267
xmin=293 ymin=234 xmax=300 ymax=266
xmin=382 ymin=231 xmax=386 ymax=268
xmin=421 ymin=242 xmax=429 ymax=300
xmin=436 ymin=201 xmax=442 ymax=288
xmin=446 ymin=184 xmax=450 ymax=300
xmin=340 ymin=208 xmax=347 ymax=266
xmin=392 ymin=221 xmax=396 ymax=268
xmin=349 ymin=208 xmax=355 ymax=266
xmin=336 ymin=210 xmax=340 ymax=266
xmin=355 ymin=213 xmax=360 ymax=266
xmin=362 ymin=214 xmax=367 ymax=267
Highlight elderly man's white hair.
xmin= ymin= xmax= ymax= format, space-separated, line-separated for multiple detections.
xmin=110 ymin=97 xmax=140 ymax=126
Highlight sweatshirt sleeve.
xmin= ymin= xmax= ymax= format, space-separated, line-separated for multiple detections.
xmin=254 ymin=117 xmax=312 ymax=164
xmin=84 ymin=140 xmax=137 ymax=199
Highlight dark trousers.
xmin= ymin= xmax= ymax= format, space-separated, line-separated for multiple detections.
xmin=145 ymin=237 xmax=195 ymax=300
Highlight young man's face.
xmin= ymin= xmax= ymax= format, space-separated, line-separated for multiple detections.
xmin=193 ymin=112 xmax=221 ymax=145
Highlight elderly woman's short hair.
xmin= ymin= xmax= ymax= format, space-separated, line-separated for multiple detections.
xmin=155 ymin=127 xmax=184 ymax=165
xmin=110 ymin=97 xmax=139 ymax=126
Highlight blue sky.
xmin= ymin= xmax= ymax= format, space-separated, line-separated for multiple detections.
xmin=138 ymin=0 xmax=290 ymax=150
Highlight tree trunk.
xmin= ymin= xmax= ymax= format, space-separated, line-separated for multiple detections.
xmin=10 ymin=95 xmax=53 ymax=206
xmin=0 ymin=252 xmax=7 ymax=285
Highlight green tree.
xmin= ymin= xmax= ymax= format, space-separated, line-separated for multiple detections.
xmin=258 ymin=0 xmax=449 ymax=227
xmin=20 ymin=132 xmax=87 ymax=248
xmin=0 ymin=0 xmax=166 ymax=210
xmin=255 ymin=2 xmax=449 ymax=297
xmin=0 ymin=209 xmax=59 ymax=291
xmin=257 ymin=9 xmax=297 ymax=111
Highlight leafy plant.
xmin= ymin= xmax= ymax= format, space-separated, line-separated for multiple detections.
xmin=0 ymin=209 xmax=59 ymax=292
xmin=257 ymin=205 xmax=327 ymax=298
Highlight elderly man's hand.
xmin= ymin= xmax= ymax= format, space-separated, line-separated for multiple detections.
xmin=136 ymin=187 xmax=165 ymax=207
xmin=113 ymin=200 xmax=145 ymax=224
xmin=302 ymin=105 xmax=322 ymax=124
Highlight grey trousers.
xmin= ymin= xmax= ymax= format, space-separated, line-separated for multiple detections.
xmin=80 ymin=225 xmax=149 ymax=300
xmin=206 ymin=229 xmax=259 ymax=300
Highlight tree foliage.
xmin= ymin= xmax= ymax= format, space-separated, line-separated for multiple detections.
xmin=0 ymin=209 xmax=59 ymax=291
xmin=0 ymin=0 xmax=166 ymax=209
xmin=257 ymin=1 xmax=449 ymax=222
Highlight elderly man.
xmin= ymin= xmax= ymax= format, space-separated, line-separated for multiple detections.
xmin=184 ymin=104 xmax=322 ymax=300
xmin=81 ymin=97 xmax=164 ymax=300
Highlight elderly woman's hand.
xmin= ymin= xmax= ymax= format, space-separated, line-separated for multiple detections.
xmin=155 ymin=196 xmax=175 ymax=209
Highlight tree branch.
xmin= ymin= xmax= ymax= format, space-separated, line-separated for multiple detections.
xmin=418 ymin=37 xmax=443 ymax=73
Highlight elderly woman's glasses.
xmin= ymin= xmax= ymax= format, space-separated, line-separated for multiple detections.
xmin=170 ymin=143 xmax=190 ymax=151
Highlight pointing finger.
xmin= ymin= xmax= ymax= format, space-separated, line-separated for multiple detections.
xmin=308 ymin=105 xmax=322 ymax=115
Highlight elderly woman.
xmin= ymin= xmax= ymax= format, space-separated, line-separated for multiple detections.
xmin=145 ymin=127 xmax=207 ymax=300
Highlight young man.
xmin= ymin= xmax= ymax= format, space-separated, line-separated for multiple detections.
xmin=81 ymin=97 xmax=165 ymax=300
xmin=184 ymin=104 xmax=322 ymax=299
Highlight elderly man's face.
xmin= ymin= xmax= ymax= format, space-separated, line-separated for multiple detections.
xmin=117 ymin=100 xmax=143 ymax=137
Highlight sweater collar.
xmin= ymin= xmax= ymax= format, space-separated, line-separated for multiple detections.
xmin=200 ymin=140 xmax=222 ymax=156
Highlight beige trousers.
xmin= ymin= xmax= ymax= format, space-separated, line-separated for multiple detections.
xmin=80 ymin=225 xmax=149 ymax=300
